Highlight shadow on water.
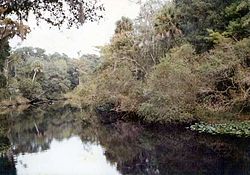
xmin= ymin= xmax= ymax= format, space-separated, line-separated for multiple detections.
xmin=0 ymin=103 xmax=249 ymax=175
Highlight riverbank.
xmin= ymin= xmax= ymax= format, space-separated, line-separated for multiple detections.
xmin=1 ymin=98 xmax=250 ymax=139
xmin=0 ymin=97 xmax=30 ymax=109
xmin=0 ymin=97 xmax=69 ymax=109
xmin=93 ymin=103 xmax=250 ymax=138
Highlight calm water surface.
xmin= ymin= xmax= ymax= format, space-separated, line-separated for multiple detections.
xmin=0 ymin=104 xmax=249 ymax=175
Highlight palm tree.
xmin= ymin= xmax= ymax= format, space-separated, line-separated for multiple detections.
xmin=154 ymin=5 xmax=182 ymax=40
xmin=115 ymin=17 xmax=133 ymax=34
xmin=31 ymin=60 xmax=43 ymax=83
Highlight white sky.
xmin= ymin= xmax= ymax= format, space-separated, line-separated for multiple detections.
xmin=10 ymin=0 xmax=141 ymax=58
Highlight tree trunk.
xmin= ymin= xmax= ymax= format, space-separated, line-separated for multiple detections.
xmin=32 ymin=71 xmax=37 ymax=83
xmin=3 ymin=59 xmax=9 ymax=85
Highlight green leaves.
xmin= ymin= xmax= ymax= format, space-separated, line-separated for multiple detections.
xmin=5 ymin=47 xmax=79 ymax=100
xmin=0 ymin=74 xmax=7 ymax=88
xmin=18 ymin=78 xmax=43 ymax=100
xmin=1 ymin=0 xmax=105 ymax=28
xmin=0 ymin=18 xmax=31 ymax=40
xmin=115 ymin=17 xmax=133 ymax=34
xmin=154 ymin=3 xmax=182 ymax=41
xmin=224 ymin=0 xmax=250 ymax=39
xmin=69 ymin=0 xmax=250 ymax=127
xmin=190 ymin=121 xmax=250 ymax=137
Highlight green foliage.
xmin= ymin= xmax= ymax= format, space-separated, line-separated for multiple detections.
xmin=0 ymin=0 xmax=104 ymax=102
xmin=173 ymin=0 xmax=250 ymax=52
xmin=3 ymin=47 xmax=80 ymax=100
xmin=154 ymin=3 xmax=182 ymax=41
xmin=196 ymin=37 xmax=250 ymax=113
xmin=0 ymin=74 xmax=7 ymax=88
xmin=234 ymin=38 xmax=250 ymax=67
xmin=1 ymin=0 xmax=104 ymax=29
xmin=2 ymin=0 xmax=248 ymax=120
xmin=138 ymin=44 xmax=197 ymax=123
xmin=224 ymin=0 xmax=250 ymax=39
xmin=0 ymin=137 xmax=10 ymax=154
xmin=115 ymin=17 xmax=133 ymax=34
xmin=110 ymin=17 xmax=136 ymax=60
xmin=190 ymin=121 xmax=250 ymax=137
xmin=0 ymin=40 xmax=10 ymax=71
xmin=206 ymin=29 xmax=230 ymax=44
xmin=198 ymin=40 xmax=237 ymax=74
xmin=18 ymin=78 xmax=43 ymax=100
xmin=71 ymin=0 xmax=250 ymax=128
xmin=0 ymin=88 xmax=9 ymax=100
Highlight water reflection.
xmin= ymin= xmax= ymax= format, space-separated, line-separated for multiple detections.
xmin=0 ymin=104 xmax=249 ymax=175
xmin=93 ymin=122 xmax=250 ymax=175
xmin=15 ymin=137 xmax=120 ymax=175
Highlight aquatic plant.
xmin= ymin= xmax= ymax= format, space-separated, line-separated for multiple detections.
xmin=190 ymin=121 xmax=250 ymax=137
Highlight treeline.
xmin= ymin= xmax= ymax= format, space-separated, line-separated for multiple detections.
xmin=0 ymin=47 xmax=79 ymax=104
xmin=0 ymin=0 xmax=105 ymax=106
xmin=69 ymin=0 xmax=250 ymax=128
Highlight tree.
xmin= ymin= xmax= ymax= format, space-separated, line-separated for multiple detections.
xmin=224 ymin=0 xmax=250 ymax=39
xmin=0 ymin=0 xmax=105 ymax=97
xmin=0 ymin=0 xmax=105 ymax=29
xmin=154 ymin=4 xmax=182 ymax=41
xmin=31 ymin=60 xmax=43 ymax=83
xmin=0 ymin=73 xmax=6 ymax=88
xmin=173 ymin=0 xmax=242 ymax=52
xmin=134 ymin=0 xmax=165 ymax=67
xmin=0 ymin=0 xmax=105 ymax=52
xmin=0 ymin=39 xmax=10 ymax=71
xmin=19 ymin=78 xmax=43 ymax=100
xmin=115 ymin=17 xmax=133 ymax=34
xmin=5 ymin=47 xmax=79 ymax=100
xmin=111 ymin=17 xmax=134 ymax=56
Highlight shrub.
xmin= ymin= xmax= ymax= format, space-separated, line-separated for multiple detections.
xmin=0 ymin=74 xmax=7 ymax=88
xmin=196 ymin=38 xmax=250 ymax=113
xmin=18 ymin=78 xmax=43 ymax=100
xmin=0 ymin=88 xmax=9 ymax=100
xmin=138 ymin=44 xmax=198 ymax=123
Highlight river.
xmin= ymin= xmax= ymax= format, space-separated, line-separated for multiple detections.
xmin=0 ymin=104 xmax=249 ymax=175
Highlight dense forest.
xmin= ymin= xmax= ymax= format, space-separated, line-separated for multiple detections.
xmin=0 ymin=0 xmax=250 ymax=138
xmin=67 ymin=0 xmax=250 ymax=136
xmin=0 ymin=1 xmax=250 ymax=174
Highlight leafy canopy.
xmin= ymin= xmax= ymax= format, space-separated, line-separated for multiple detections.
xmin=0 ymin=0 xmax=105 ymax=28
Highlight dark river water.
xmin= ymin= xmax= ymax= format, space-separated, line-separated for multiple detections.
xmin=0 ymin=104 xmax=249 ymax=175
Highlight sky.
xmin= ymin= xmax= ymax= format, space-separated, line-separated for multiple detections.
xmin=10 ymin=0 xmax=141 ymax=58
